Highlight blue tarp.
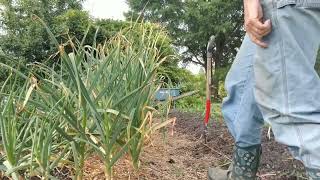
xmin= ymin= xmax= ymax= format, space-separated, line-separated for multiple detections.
xmin=155 ymin=88 xmax=180 ymax=101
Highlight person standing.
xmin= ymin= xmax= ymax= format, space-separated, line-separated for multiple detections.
xmin=208 ymin=0 xmax=320 ymax=179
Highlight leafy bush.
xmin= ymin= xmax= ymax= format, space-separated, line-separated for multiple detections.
xmin=218 ymin=81 xmax=227 ymax=100
xmin=174 ymin=70 xmax=206 ymax=112
xmin=173 ymin=67 xmax=224 ymax=121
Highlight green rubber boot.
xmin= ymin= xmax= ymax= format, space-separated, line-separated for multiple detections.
xmin=208 ymin=145 xmax=261 ymax=180
xmin=307 ymin=168 xmax=320 ymax=180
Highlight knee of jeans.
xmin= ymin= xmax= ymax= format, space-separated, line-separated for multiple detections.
xmin=225 ymin=68 xmax=249 ymax=93
xmin=224 ymin=66 xmax=253 ymax=104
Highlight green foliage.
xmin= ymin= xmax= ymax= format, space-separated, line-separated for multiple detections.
xmin=54 ymin=9 xmax=90 ymax=41
xmin=172 ymin=68 xmax=224 ymax=121
xmin=0 ymin=0 xmax=84 ymax=63
xmin=126 ymin=0 xmax=244 ymax=102
xmin=214 ymin=66 xmax=230 ymax=101
xmin=218 ymin=81 xmax=227 ymax=100
xmin=94 ymin=19 xmax=129 ymax=42
xmin=0 ymin=0 xmax=179 ymax=85
xmin=158 ymin=66 xmax=197 ymax=89
xmin=126 ymin=0 xmax=244 ymax=67
xmin=0 ymin=20 xmax=173 ymax=179
xmin=176 ymin=97 xmax=223 ymax=122
xmin=175 ymin=95 xmax=205 ymax=112
xmin=94 ymin=20 xmax=180 ymax=84
xmin=171 ymin=65 xmax=229 ymax=111
xmin=174 ymin=70 xmax=206 ymax=111
xmin=0 ymin=53 xmax=26 ymax=85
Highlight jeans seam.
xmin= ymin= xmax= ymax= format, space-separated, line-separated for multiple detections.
xmin=297 ymin=0 xmax=320 ymax=7
xmin=278 ymin=0 xmax=320 ymax=8
xmin=275 ymin=0 xmax=309 ymax=167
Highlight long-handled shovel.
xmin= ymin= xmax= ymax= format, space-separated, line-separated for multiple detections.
xmin=204 ymin=35 xmax=215 ymax=144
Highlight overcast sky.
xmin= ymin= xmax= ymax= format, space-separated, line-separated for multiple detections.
xmin=83 ymin=0 xmax=129 ymax=20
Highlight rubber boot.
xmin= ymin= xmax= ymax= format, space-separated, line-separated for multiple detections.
xmin=306 ymin=168 xmax=320 ymax=180
xmin=208 ymin=144 xmax=261 ymax=180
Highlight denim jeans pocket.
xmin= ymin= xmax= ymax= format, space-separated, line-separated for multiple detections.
xmin=277 ymin=0 xmax=296 ymax=9
xmin=277 ymin=0 xmax=320 ymax=9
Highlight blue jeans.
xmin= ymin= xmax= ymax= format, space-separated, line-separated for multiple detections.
xmin=222 ymin=0 xmax=320 ymax=169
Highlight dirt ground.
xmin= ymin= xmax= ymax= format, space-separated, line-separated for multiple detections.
xmin=82 ymin=110 xmax=306 ymax=180
xmin=0 ymin=111 xmax=307 ymax=180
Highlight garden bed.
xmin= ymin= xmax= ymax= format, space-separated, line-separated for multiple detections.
xmin=85 ymin=110 xmax=306 ymax=180
xmin=0 ymin=111 xmax=306 ymax=180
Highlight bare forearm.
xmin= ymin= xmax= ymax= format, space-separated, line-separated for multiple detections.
xmin=243 ymin=0 xmax=271 ymax=48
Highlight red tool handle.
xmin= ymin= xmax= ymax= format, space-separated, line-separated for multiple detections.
xmin=204 ymin=99 xmax=211 ymax=124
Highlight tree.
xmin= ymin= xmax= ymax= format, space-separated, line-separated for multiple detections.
xmin=54 ymin=9 xmax=90 ymax=42
xmin=0 ymin=0 xmax=180 ymax=87
xmin=126 ymin=0 xmax=245 ymax=101
xmin=0 ymin=0 xmax=85 ymax=63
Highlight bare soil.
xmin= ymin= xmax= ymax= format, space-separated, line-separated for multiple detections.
xmin=84 ymin=110 xmax=306 ymax=180
xmin=0 ymin=111 xmax=308 ymax=180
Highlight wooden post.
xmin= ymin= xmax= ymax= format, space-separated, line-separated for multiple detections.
xmin=204 ymin=35 xmax=215 ymax=144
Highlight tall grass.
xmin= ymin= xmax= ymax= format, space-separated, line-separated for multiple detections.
xmin=0 ymin=19 xmax=173 ymax=179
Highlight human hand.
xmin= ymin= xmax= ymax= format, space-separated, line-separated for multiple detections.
xmin=244 ymin=0 xmax=272 ymax=48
